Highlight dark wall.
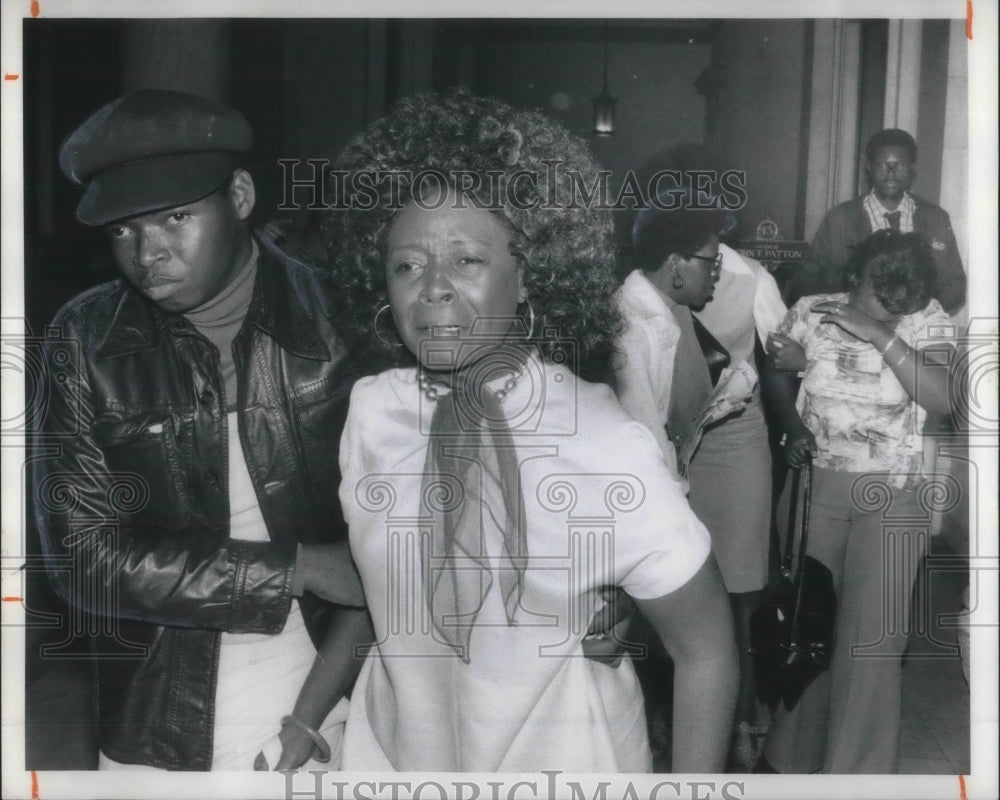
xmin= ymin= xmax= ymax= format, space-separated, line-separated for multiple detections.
xmin=702 ymin=19 xmax=811 ymax=240
xmin=435 ymin=20 xmax=716 ymax=249
xmin=23 ymin=19 xmax=123 ymax=334
xmin=916 ymin=19 xmax=952 ymax=204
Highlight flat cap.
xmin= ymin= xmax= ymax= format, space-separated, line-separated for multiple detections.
xmin=59 ymin=89 xmax=253 ymax=225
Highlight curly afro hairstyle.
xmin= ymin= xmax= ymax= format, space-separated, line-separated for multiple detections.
xmin=322 ymin=88 xmax=622 ymax=382
xmin=843 ymin=229 xmax=936 ymax=315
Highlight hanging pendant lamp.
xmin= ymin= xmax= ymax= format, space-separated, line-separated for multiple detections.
xmin=592 ymin=21 xmax=617 ymax=136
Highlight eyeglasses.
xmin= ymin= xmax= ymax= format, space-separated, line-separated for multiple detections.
xmin=685 ymin=252 xmax=723 ymax=271
xmin=870 ymin=160 xmax=912 ymax=176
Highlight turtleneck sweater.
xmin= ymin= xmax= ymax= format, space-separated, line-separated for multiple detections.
xmin=183 ymin=239 xmax=258 ymax=411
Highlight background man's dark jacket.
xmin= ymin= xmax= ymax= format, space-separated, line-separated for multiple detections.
xmin=797 ymin=194 xmax=967 ymax=314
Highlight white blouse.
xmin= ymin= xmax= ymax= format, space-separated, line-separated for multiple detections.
xmin=338 ymin=354 xmax=710 ymax=772
xmin=613 ymin=269 xmax=683 ymax=472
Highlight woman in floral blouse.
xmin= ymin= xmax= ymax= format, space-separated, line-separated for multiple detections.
xmin=761 ymin=229 xmax=955 ymax=773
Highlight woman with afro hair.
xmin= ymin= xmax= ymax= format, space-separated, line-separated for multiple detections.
xmin=272 ymin=89 xmax=738 ymax=774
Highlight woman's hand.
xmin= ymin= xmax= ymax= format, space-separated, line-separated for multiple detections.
xmin=766 ymin=333 xmax=807 ymax=372
xmin=784 ymin=424 xmax=817 ymax=468
xmin=582 ymin=587 xmax=636 ymax=667
xmin=274 ymin=723 xmax=320 ymax=771
xmin=810 ymin=300 xmax=892 ymax=349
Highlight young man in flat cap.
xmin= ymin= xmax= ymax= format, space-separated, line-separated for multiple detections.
xmin=35 ymin=89 xmax=370 ymax=771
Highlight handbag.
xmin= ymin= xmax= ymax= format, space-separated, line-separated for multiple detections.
xmin=750 ymin=457 xmax=836 ymax=711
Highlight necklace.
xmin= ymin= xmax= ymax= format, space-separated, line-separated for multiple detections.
xmin=418 ymin=366 xmax=522 ymax=403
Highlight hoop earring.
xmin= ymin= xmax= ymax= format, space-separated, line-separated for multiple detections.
xmin=671 ymin=273 xmax=685 ymax=290
xmin=524 ymin=299 xmax=536 ymax=339
xmin=373 ymin=304 xmax=403 ymax=348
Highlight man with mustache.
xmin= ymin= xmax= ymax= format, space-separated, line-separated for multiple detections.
xmin=793 ymin=128 xmax=966 ymax=315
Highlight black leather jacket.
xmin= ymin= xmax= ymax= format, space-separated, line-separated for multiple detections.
xmin=35 ymin=237 xmax=362 ymax=770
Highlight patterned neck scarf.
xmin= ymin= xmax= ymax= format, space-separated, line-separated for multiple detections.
xmin=420 ymin=369 xmax=527 ymax=662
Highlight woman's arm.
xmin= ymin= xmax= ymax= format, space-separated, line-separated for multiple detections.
xmin=295 ymin=542 xmax=367 ymax=607
xmin=275 ymin=607 xmax=374 ymax=769
xmin=632 ymin=555 xmax=738 ymax=773
xmin=811 ymin=300 xmax=954 ymax=413
xmin=761 ymin=350 xmax=816 ymax=468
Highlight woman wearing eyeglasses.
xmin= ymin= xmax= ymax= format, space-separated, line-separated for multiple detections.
xmin=613 ymin=195 xmax=792 ymax=771
xmin=612 ymin=202 xmax=726 ymax=479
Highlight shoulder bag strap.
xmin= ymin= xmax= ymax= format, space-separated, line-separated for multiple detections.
xmin=780 ymin=463 xmax=802 ymax=575
xmin=788 ymin=456 xmax=813 ymax=644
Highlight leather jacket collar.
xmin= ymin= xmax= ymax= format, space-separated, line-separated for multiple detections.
xmin=96 ymin=232 xmax=332 ymax=362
